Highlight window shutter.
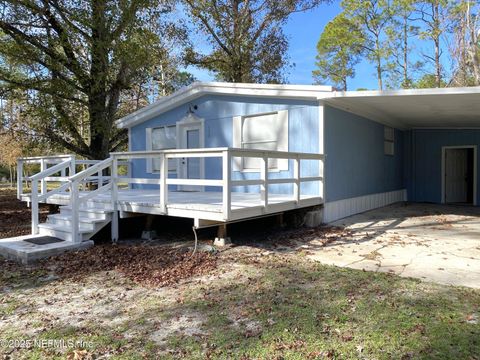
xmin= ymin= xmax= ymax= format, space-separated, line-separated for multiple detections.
xmin=232 ymin=116 xmax=242 ymax=171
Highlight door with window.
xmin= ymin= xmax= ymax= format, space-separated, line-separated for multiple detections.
xmin=178 ymin=122 xmax=204 ymax=191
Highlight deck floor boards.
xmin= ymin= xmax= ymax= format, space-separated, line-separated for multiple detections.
xmin=25 ymin=189 xmax=322 ymax=221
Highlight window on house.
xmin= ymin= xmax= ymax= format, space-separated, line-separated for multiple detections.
xmin=146 ymin=125 xmax=177 ymax=173
xmin=233 ymin=110 xmax=289 ymax=171
xmin=384 ymin=126 xmax=394 ymax=156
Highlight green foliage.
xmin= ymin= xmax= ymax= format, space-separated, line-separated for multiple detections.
xmin=312 ymin=13 xmax=364 ymax=90
xmin=413 ymin=73 xmax=447 ymax=88
xmin=416 ymin=0 xmax=449 ymax=87
xmin=341 ymin=0 xmax=394 ymax=90
xmin=384 ymin=0 xmax=424 ymax=88
xmin=184 ymin=0 xmax=327 ymax=83
xmin=0 ymin=0 xmax=188 ymax=159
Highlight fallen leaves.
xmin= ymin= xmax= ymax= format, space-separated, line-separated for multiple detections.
xmin=0 ymin=188 xmax=49 ymax=238
xmin=38 ymin=244 xmax=218 ymax=288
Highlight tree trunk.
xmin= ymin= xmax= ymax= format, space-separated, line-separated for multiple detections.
xmin=88 ymin=0 xmax=111 ymax=160
xmin=375 ymin=35 xmax=383 ymax=90
xmin=467 ymin=2 xmax=480 ymax=85
xmin=433 ymin=1 xmax=442 ymax=87
xmin=403 ymin=14 xmax=409 ymax=87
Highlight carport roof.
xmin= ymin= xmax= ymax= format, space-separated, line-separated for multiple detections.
xmin=324 ymin=87 xmax=480 ymax=130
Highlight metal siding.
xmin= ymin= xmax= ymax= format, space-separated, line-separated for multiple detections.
xmin=407 ymin=129 xmax=480 ymax=205
xmin=324 ymin=106 xmax=405 ymax=202
xmin=129 ymin=94 xmax=320 ymax=195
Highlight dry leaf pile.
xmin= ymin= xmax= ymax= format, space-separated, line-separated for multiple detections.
xmin=41 ymin=245 xmax=218 ymax=287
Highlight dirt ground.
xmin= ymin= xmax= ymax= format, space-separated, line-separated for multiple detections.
xmin=0 ymin=189 xmax=479 ymax=359
xmin=1 ymin=230 xmax=479 ymax=359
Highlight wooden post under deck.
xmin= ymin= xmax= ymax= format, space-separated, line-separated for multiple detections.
xmin=214 ymin=223 xmax=231 ymax=246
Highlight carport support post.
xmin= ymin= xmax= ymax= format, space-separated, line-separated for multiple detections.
xmin=214 ymin=223 xmax=231 ymax=247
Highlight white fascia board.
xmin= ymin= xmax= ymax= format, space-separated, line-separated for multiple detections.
xmin=116 ymin=82 xmax=334 ymax=129
xmin=331 ymin=86 xmax=480 ymax=98
xmin=323 ymin=86 xmax=480 ymax=130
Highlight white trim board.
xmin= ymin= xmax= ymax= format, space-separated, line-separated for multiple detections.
xmin=323 ymin=189 xmax=407 ymax=223
xmin=318 ymin=102 xmax=325 ymax=201
xmin=441 ymin=145 xmax=477 ymax=206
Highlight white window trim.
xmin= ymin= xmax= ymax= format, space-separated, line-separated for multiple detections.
xmin=146 ymin=125 xmax=177 ymax=174
xmin=232 ymin=110 xmax=289 ymax=172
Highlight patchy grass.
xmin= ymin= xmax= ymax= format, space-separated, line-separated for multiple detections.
xmin=0 ymin=187 xmax=479 ymax=358
xmin=1 ymin=245 xmax=479 ymax=359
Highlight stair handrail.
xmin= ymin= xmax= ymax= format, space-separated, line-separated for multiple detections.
xmin=69 ymin=157 xmax=114 ymax=243
xmin=29 ymin=157 xmax=74 ymax=235
xmin=69 ymin=157 xmax=113 ymax=183
xmin=25 ymin=159 xmax=73 ymax=182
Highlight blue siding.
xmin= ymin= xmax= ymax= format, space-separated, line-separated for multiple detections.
xmin=406 ymin=129 xmax=480 ymax=204
xmin=324 ymin=106 xmax=404 ymax=202
xmin=130 ymin=94 xmax=320 ymax=195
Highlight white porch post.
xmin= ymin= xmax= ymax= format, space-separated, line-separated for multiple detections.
xmin=222 ymin=150 xmax=231 ymax=220
xmin=318 ymin=102 xmax=325 ymax=201
xmin=111 ymin=156 xmax=119 ymax=243
xmin=31 ymin=179 xmax=39 ymax=235
xmin=17 ymin=159 xmax=23 ymax=200
xmin=69 ymin=155 xmax=76 ymax=177
xmin=70 ymin=181 xmax=80 ymax=243
xmin=40 ymin=159 xmax=47 ymax=196
xmin=260 ymin=155 xmax=268 ymax=209
xmin=159 ymin=153 xmax=168 ymax=213
xmin=293 ymin=155 xmax=301 ymax=203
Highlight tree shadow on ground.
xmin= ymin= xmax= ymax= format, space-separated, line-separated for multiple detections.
xmin=7 ymin=252 xmax=478 ymax=359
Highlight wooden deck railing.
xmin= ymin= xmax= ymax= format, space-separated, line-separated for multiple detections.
xmin=18 ymin=155 xmax=129 ymax=240
xmin=18 ymin=148 xmax=324 ymax=243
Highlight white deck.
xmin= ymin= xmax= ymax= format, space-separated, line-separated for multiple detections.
xmin=25 ymin=189 xmax=323 ymax=223
xmin=15 ymin=148 xmax=325 ymax=243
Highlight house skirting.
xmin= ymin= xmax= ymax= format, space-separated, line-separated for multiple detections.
xmin=323 ymin=189 xmax=407 ymax=223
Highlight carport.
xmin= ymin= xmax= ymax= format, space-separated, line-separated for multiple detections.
xmin=326 ymin=87 xmax=480 ymax=206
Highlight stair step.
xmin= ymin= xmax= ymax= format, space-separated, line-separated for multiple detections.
xmin=60 ymin=206 xmax=113 ymax=214
xmin=39 ymin=223 xmax=92 ymax=234
xmin=48 ymin=214 xmax=106 ymax=224
xmin=59 ymin=207 xmax=112 ymax=220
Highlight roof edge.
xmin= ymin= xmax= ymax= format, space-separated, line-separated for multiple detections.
xmin=332 ymin=86 xmax=480 ymax=98
xmin=116 ymin=81 xmax=333 ymax=129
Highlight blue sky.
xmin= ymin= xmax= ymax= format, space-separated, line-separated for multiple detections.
xmin=187 ymin=1 xmax=381 ymax=90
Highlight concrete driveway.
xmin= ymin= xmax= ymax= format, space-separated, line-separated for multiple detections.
xmin=308 ymin=203 xmax=480 ymax=288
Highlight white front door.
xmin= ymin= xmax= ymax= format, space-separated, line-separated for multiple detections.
xmin=178 ymin=122 xmax=204 ymax=191
xmin=445 ymin=148 xmax=469 ymax=203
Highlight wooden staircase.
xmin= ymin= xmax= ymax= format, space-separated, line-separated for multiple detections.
xmin=38 ymin=205 xmax=113 ymax=242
